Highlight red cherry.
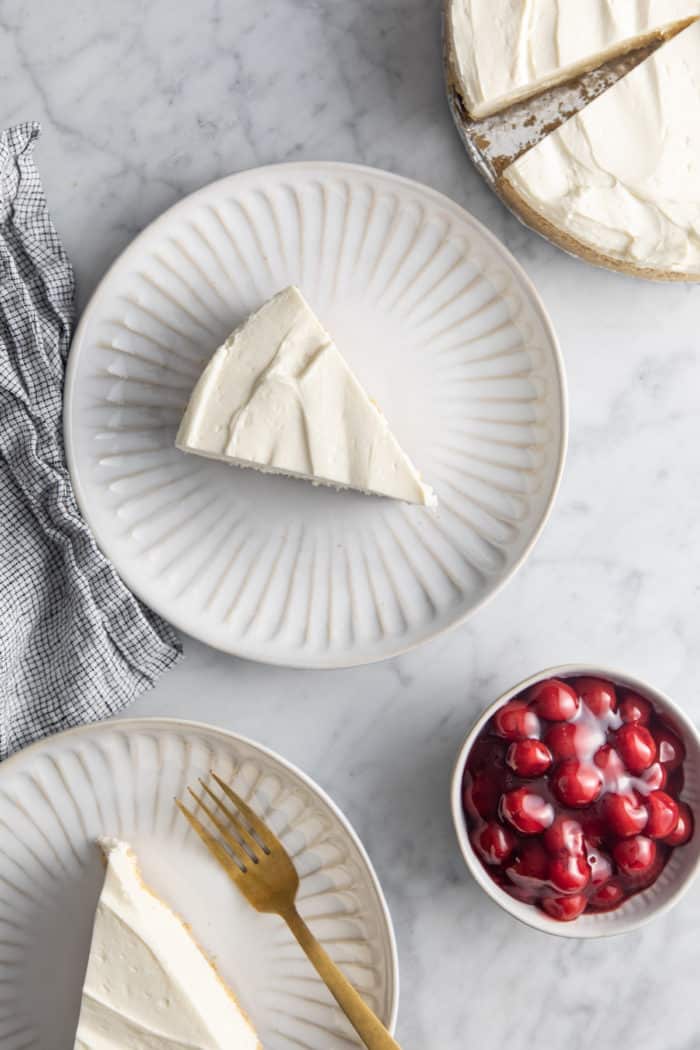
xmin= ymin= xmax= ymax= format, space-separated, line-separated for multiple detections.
xmin=500 ymin=787 xmax=554 ymax=835
xmin=580 ymin=813 xmax=607 ymax=847
xmin=493 ymin=700 xmax=540 ymax=742
xmin=541 ymin=894 xmax=587 ymax=921
xmin=528 ymin=679 xmax=579 ymax=722
xmin=640 ymin=762 xmax=667 ymax=793
xmin=589 ymin=880 xmax=625 ymax=911
xmin=543 ymin=816 xmax=584 ymax=856
xmin=574 ymin=677 xmax=617 ymax=718
xmin=602 ymin=792 xmax=648 ymax=838
xmin=664 ymin=802 xmax=694 ymax=846
xmin=653 ymin=725 xmax=685 ymax=771
xmin=472 ymin=822 xmax=516 ymax=865
xmin=587 ymin=848 xmax=613 ymax=887
xmin=549 ymin=853 xmax=591 ymax=894
xmin=619 ymin=691 xmax=652 ymax=725
xmin=594 ymin=744 xmax=626 ymax=783
xmin=615 ymin=724 xmax=657 ymax=775
xmin=464 ymin=770 xmax=500 ymax=820
xmin=551 ymin=759 xmax=603 ymax=808
xmin=545 ymin=723 xmax=578 ymax=761
xmin=645 ymin=791 xmax=680 ymax=839
xmin=613 ymin=835 xmax=657 ymax=878
xmin=635 ymin=849 xmax=666 ymax=889
xmin=507 ymin=840 xmax=549 ymax=882
xmin=467 ymin=736 xmax=507 ymax=774
xmin=506 ymin=739 xmax=552 ymax=778
xmin=545 ymin=721 xmax=603 ymax=762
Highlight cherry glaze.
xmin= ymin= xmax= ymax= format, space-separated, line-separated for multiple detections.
xmin=463 ymin=676 xmax=694 ymax=921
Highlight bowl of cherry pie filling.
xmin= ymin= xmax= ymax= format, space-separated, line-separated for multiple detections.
xmin=452 ymin=667 xmax=700 ymax=937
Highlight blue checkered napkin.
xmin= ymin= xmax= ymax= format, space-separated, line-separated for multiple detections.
xmin=0 ymin=123 xmax=182 ymax=757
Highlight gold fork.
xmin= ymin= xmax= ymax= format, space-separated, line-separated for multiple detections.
xmin=177 ymin=772 xmax=400 ymax=1050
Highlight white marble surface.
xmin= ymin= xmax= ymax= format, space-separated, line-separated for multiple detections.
xmin=3 ymin=2 xmax=700 ymax=1047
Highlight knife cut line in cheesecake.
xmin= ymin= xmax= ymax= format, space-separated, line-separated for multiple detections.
xmin=444 ymin=0 xmax=699 ymax=175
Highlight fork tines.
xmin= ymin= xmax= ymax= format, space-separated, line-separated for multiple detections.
xmin=176 ymin=771 xmax=275 ymax=875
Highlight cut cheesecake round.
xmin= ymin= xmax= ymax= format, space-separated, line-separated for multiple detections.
xmin=176 ymin=286 xmax=436 ymax=506
xmin=500 ymin=18 xmax=700 ymax=280
xmin=73 ymin=839 xmax=260 ymax=1049
xmin=446 ymin=0 xmax=700 ymax=119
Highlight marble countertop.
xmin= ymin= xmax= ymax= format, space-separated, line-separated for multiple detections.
xmin=3 ymin=2 xmax=700 ymax=1047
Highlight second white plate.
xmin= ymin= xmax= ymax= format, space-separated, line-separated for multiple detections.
xmin=0 ymin=719 xmax=398 ymax=1049
xmin=65 ymin=162 xmax=567 ymax=667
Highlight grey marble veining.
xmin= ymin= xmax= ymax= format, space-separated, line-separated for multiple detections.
xmin=3 ymin=1 xmax=700 ymax=1047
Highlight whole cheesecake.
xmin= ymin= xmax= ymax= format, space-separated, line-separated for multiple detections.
xmin=501 ymin=19 xmax=700 ymax=280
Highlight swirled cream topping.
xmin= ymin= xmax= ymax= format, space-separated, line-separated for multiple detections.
xmin=176 ymin=286 xmax=436 ymax=506
xmin=503 ymin=19 xmax=700 ymax=275
xmin=73 ymin=839 xmax=259 ymax=1050
xmin=448 ymin=0 xmax=700 ymax=117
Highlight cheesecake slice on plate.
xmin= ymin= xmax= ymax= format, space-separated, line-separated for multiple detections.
xmin=447 ymin=0 xmax=700 ymax=118
xmin=176 ymin=286 xmax=436 ymax=506
xmin=73 ymin=839 xmax=260 ymax=1050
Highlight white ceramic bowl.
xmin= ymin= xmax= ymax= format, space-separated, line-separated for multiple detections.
xmin=451 ymin=665 xmax=700 ymax=938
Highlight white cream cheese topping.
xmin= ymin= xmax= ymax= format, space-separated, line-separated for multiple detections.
xmin=73 ymin=839 xmax=259 ymax=1050
xmin=448 ymin=0 xmax=700 ymax=117
xmin=176 ymin=286 xmax=436 ymax=506
xmin=503 ymin=19 xmax=700 ymax=275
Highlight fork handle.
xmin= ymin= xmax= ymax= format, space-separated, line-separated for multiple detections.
xmin=282 ymin=906 xmax=401 ymax=1049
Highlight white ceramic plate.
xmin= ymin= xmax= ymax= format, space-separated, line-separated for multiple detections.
xmin=0 ymin=718 xmax=398 ymax=1049
xmin=65 ymin=162 xmax=567 ymax=667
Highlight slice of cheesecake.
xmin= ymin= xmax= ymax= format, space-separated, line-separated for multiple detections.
xmin=446 ymin=0 xmax=699 ymax=118
xmin=501 ymin=18 xmax=700 ymax=279
xmin=176 ymin=287 xmax=436 ymax=507
xmin=73 ymin=839 xmax=260 ymax=1050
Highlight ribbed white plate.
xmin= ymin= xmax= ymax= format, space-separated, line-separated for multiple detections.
xmin=0 ymin=718 xmax=398 ymax=1049
xmin=65 ymin=162 xmax=567 ymax=667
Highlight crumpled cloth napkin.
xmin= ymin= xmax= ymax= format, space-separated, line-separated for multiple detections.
xmin=0 ymin=123 xmax=182 ymax=758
